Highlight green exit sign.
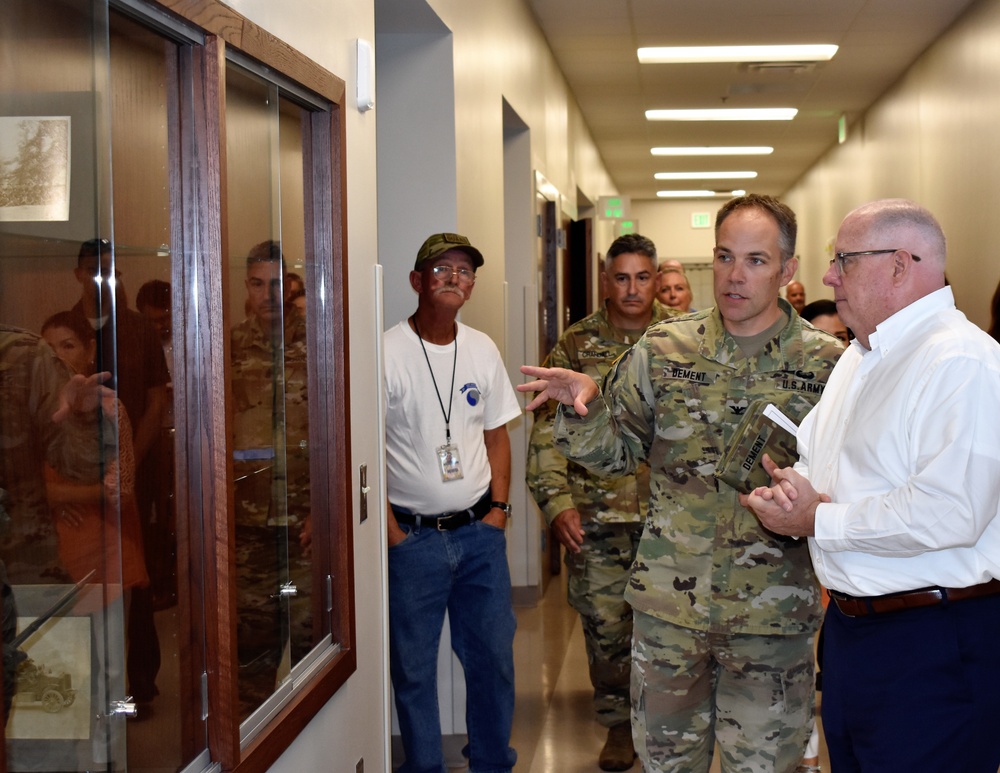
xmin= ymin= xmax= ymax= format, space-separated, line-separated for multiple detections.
xmin=617 ymin=219 xmax=639 ymax=236
xmin=604 ymin=198 xmax=624 ymax=218
xmin=598 ymin=195 xmax=631 ymax=220
xmin=691 ymin=212 xmax=711 ymax=229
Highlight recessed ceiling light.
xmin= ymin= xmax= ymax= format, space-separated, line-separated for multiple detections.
xmin=649 ymin=145 xmax=774 ymax=156
xmin=656 ymin=190 xmax=717 ymax=198
xmin=646 ymin=108 xmax=797 ymax=121
xmin=654 ymin=171 xmax=757 ymax=180
xmin=638 ymin=45 xmax=838 ymax=64
xmin=651 ymin=146 xmax=773 ymax=156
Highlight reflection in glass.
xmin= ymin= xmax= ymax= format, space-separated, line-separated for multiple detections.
xmin=226 ymin=65 xmax=314 ymax=722
xmin=0 ymin=3 xmax=205 ymax=769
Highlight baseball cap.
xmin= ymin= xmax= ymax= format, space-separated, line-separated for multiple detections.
xmin=414 ymin=233 xmax=484 ymax=270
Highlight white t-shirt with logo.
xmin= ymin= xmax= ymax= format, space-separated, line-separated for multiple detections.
xmin=385 ymin=320 xmax=521 ymax=514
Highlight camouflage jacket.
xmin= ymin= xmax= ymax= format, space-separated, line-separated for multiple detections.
xmin=554 ymin=301 xmax=843 ymax=635
xmin=231 ymin=314 xmax=310 ymax=527
xmin=0 ymin=327 xmax=114 ymax=582
xmin=527 ymin=302 xmax=675 ymax=525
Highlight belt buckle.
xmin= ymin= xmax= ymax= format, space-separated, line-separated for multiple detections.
xmin=829 ymin=590 xmax=858 ymax=618
xmin=437 ymin=514 xmax=453 ymax=531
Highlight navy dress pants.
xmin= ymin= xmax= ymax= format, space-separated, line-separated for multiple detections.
xmin=822 ymin=592 xmax=1000 ymax=772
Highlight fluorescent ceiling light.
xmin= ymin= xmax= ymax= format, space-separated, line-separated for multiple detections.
xmin=647 ymin=108 xmax=797 ymax=121
xmin=731 ymin=190 xmax=747 ymax=196
xmin=638 ymin=45 xmax=838 ymax=64
xmin=654 ymin=171 xmax=757 ymax=180
xmin=656 ymin=190 xmax=717 ymax=198
xmin=651 ymin=146 xmax=773 ymax=156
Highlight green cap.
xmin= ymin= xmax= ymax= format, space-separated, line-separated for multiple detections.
xmin=414 ymin=232 xmax=484 ymax=270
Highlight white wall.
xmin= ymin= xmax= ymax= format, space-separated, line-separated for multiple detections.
xmin=376 ymin=22 xmax=459 ymax=329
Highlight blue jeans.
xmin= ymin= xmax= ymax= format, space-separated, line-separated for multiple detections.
xmin=388 ymin=518 xmax=517 ymax=773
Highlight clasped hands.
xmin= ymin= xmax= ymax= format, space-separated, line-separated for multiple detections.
xmin=740 ymin=454 xmax=830 ymax=538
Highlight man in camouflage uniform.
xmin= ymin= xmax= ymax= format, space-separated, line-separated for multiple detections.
xmin=230 ymin=240 xmax=312 ymax=719
xmin=527 ymin=233 xmax=674 ymax=771
xmin=520 ymin=194 xmax=844 ymax=773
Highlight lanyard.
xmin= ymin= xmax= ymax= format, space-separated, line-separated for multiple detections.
xmin=412 ymin=317 xmax=458 ymax=444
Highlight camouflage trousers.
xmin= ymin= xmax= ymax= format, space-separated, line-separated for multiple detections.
xmin=565 ymin=519 xmax=643 ymax=728
xmin=235 ymin=523 xmax=313 ymax=719
xmin=631 ymin=610 xmax=814 ymax=773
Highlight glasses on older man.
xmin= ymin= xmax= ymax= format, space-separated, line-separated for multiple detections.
xmin=829 ymin=248 xmax=921 ymax=276
xmin=429 ymin=264 xmax=476 ymax=285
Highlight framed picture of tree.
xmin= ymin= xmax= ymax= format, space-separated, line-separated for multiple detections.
xmin=0 ymin=93 xmax=96 ymax=242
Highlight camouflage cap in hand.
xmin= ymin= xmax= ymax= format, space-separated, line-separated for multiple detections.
xmin=414 ymin=232 xmax=484 ymax=270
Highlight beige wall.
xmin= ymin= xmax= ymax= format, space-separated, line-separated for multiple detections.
xmin=426 ymin=0 xmax=617 ymax=341
xmin=632 ymin=200 xmax=718 ymax=264
xmin=785 ymin=0 xmax=1000 ymax=330
xmin=221 ymin=0 xmax=386 ymax=771
xmin=632 ymin=0 xmax=1000 ymax=330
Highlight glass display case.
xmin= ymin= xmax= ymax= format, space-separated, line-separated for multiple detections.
xmin=0 ymin=1 xmax=354 ymax=770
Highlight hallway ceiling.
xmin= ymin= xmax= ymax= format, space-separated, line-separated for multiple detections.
xmin=526 ymin=0 xmax=978 ymax=202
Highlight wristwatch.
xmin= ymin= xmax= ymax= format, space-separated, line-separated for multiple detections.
xmin=491 ymin=501 xmax=513 ymax=517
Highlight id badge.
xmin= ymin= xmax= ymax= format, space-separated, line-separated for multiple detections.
xmin=437 ymin=443 xmax=464 ymax=482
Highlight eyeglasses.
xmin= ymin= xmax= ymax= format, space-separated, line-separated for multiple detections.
xmin=429 ymin=264 xmax=476 ymax=285
xmin=829 ymin=248 xmax=921 ymax=276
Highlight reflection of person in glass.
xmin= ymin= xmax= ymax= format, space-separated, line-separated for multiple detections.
xmin=135 ymin=280 xmax=178 ymax=611
xmin=64 ymin=237 xmax=168 ymax=711
xmin=40 ymin=312 xmax=149 ymax=599
xmin=0 ymin=320 xmax=114 ymax=720
xmin=230 ymin=240 xmax=312 ymax=718
xmin=38 ymin=311 xmax=149 ymax=758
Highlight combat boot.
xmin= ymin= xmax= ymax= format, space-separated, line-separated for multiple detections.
xmin=599 ymin=722 xmax=635 ymax=771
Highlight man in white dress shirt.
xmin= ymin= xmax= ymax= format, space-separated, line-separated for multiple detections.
xmin=746 ymin=199 xmax=1000 ymax=773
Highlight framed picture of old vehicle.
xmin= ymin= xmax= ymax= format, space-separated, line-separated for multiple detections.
xmin=5 ymin=581 xmax=120 ymax=772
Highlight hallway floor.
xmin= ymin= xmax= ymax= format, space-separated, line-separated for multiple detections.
xmin=509 ymin=570 xmax=831 ymax=772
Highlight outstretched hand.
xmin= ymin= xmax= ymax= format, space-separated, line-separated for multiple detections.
xmin=517 ymin=365 xmax=600 ymax=414
xmin=53 ymin=372 xmax=114 ymax=423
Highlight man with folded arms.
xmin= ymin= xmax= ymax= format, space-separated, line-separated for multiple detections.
xmin=747 ymin=198 xmax=1000 ymax=773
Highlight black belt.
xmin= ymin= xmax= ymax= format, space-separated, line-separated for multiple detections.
xmin=830 ymin=578 xmax=1000 ymax=618
xmin=391 ymin=492 xmax=492 ymax=532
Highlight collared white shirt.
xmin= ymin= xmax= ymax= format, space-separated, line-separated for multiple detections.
xmin=799 ymin=287 xmax=1000 ymax=596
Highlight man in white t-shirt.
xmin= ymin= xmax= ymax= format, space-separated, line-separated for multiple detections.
xmin=385 ymin=233 xmax=521 ymax=773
